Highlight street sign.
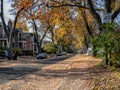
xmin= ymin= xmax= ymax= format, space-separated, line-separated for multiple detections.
xmin=103 ymin=13 xmax=111 ymax=23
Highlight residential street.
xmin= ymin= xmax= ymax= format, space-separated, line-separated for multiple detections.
xmin=0 ymin=54 xmax=101 ymax=90
xmin=1 ymin=0 xmax=120 ymax=89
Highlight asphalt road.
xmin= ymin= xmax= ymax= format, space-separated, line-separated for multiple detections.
xmin=0 ymin=55 xmax=74 ymax=85
xmin=0 ymin=54 xmax=100 ymax=90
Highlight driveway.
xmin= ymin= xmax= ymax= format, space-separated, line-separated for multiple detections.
xmin=0 ymin=54 xmax=101 ymax=90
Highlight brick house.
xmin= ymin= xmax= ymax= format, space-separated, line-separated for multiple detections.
xmin=0 ymin=21 xmax=37 ymax=53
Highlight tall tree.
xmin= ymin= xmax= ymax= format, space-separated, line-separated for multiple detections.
xmin=49 ymin=0 xmax=120 ymax=58
xmin=11 ymin=0 xmax=48 ymax=54
xmin=0 ymin=0 xmax=27 ymax=59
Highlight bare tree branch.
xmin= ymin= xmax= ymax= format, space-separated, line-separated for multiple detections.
xmin=112 ymin=8 xmax=120 ymax=21
xmin=87 ymin=0 xmax=102 ymax=25
xmin=48 ymin=4 xmax=88 ymax=9
xmin=104 ymin=0 xmax=112 ymax=13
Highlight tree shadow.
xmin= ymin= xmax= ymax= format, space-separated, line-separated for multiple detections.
xmin=0 ymin=67 xmax=39 ymax=85
xmin=20 ymin=55 xmax=75 ymax=64
xmin=0 ymin=54 xmax=109 ymax=86
xmin=33 ymin=66 xmax=109 ymax=80
xmin=0 ymin=55 xmax=75 ymax=85
xmin=31 ymin=60 xmax=110 ymax=81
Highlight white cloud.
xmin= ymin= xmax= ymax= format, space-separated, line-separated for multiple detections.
xmin=3 ymin=1 xmax=13 ymax=23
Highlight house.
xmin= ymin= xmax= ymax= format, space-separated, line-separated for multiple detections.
xmin=0 ymin=21 xmax=37 ymax=53
xmin=0 ymin=22 xmax=7 ymax=47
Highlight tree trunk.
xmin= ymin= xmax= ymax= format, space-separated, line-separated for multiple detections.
xmin=39 ymin=42 xmax=42 ymax=53
xmin=83 ymin=35 xmax=89 ymax=53
xmin=39 ymin=30 xmax=48 ymax=53
xmin=0 ymin=0 xmax=9 ymax=38
xmin=1 ymin=0 xmax=24 ymax=60
xmin=105 ymin=0 xmax=111 ymax=13
xmin=32 ymin=19 xmax=48 ymax=54
xmin=49 ymin=27 xmax=55 ymax=45
xmin=105 ymin=53 xmax=109 ymax=65
xmin=60 ymin=40 xmax=63 ymax=53
xmin=87 ymin=0 xmax=102 ymax=25
xmin=81 ymin=10 xmax=93 ymax=36
xmin=14 ymin=29 xmax=19 ymax=48
xmin=105 ymin=46 xmax=109 ymax=65
xmin=32 ymin=20 xmax=40 ymax=54
xmin=92 ymin=43 xmax=97 ymax=57
xmin=8 ymin=40 xmax=13 ymax=60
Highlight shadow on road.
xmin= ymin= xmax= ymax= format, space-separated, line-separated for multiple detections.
xmin=20 ymin=55 xmax=75 ymax=64
xmin=0 ymin=55 xmax=75 ymax=85
xmin=0 ymin=67 xmax=39 ymax=85
xmin=39 ymin=55 xmax=74 ymax=64
xmin=33 ymin=64 xmax=109 ymax=80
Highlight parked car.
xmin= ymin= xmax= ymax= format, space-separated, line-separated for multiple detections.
xmin=36 ymin=53 xmax=47 ymax=59
xmin=0 ymin=50 xmax=8 ymax=59
xmin=56 ymin=52 xmax=67 ymax=56
xmin=62 ymin=52 xmax=67 ymax=55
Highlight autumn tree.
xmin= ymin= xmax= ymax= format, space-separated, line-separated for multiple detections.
xmin=49 ymin=6 xmax=87 ymax=52
xmin=37 ymin=5 xmax=72 ymax=52
xmin=87 ymin=0 xmax=120 ymax=64
xmin=11 ymin=0 xmax=50 ymax=54
xmin=48 ymin=0 xmax=120 ymax=64
xmin=0 ymin=0 xmax=31 ymax=59
xmin=33 ymin=0 xmax=120 ymax=64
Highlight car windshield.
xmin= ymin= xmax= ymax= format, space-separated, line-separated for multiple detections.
xmin=38 ymin=53 xmax=47 ymax=56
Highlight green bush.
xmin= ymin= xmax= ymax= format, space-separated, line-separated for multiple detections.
xmin=43 ymin=43 xmax=57 ymax=54
xmin=108 ymin=66 xmax=116 ymax=71
xmin=90 ymin=22 xmax=120 ymax=66
xmin=0 ymin=44 xmax=8 ymax=52
xmin=13 ymin=48 xmax=21 ymax=55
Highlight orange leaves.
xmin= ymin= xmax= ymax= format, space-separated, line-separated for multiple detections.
xmin=37 ymin=7 xmax=66 ymax=27
xmin=50 ymin=13 xmax=61 ymax=25
xmin=36 ymin=10 xmax=42 ymax=18
xmin=11 ymin=0 xmax=33 ymax=11
xmin=29 ymin=12 xmax=37 ymax=20
xmin=49 ymin=8 xmax=68 ymax=26
xmin=16 ymin=21 xmax=28 ymax=32
xmin=11 ymin=0 xmax=33 ymax=21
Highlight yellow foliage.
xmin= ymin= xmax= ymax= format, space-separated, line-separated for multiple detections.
xmin=16 ymin=22 xmax=28 ymax=32
xmin=11 ymin=0 xmax=91 ymax=49
xmin=55 ymin=27 xmax=66 ymax=39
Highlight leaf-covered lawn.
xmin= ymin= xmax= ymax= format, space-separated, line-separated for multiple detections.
xmin=89 ymin=64 xmax=120 ymax=90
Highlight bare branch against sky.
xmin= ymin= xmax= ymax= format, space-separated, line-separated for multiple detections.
xmin=0 ymin=0 xmax=13 ymax=23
